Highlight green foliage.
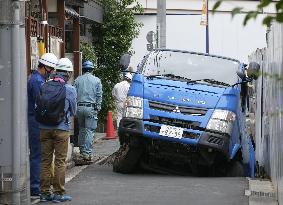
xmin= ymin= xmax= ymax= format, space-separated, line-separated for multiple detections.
xmin=90 ymin=0 xmax=143 ymax=122
xmin=212 ymin=0 xmax=283 ymax=27
xmin=212 ymin=1 xmax=222 ymax=12
xmin=231 ymin=7 xmax=243 ymax=18
xmin=80 ymin=42 xmax=97 ymax=64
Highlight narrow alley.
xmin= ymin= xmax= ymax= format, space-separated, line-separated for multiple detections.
xmin=1 ymin=0 xmax=283 ymax=205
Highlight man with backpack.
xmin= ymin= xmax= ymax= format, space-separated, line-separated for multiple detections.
xmin=36 ymin=58 xmax=77 ymax=202
xmin=27 ymin=53 xmax=58 ymax=199
xmin=74 ymin=60 xmax=103 ymax=162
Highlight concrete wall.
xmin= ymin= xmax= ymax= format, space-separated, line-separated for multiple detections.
xmin=130 ymin=13 xmax=267 ymax=69
xmin=129 ymin=0 xmax=275 ymax=68
xmin=249 ymin=22 xmax=283 ymax=204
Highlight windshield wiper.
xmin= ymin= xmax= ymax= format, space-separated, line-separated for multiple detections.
xmin=147 ymin=73 xmax=191 ymax=82
xmin=202 ymin=79 xmax=230 ymax=86
xmin=147 ymin=75 xmax=230 ymax=86
xmin=187 ymin=78 xmax=230 ymax=87
xmin=162 ymin=74 xmax=192 ymax=81
xmin=147 ymin=74 xmax=163 ymax=79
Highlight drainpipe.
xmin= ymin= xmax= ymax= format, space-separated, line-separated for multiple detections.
xmin=20 ymin=16 xmax=30 ymax=205
xmin=11 ymin=1 xmax=21 ymax=204
xmin=206 ymin=0 xmax=209 ymax=54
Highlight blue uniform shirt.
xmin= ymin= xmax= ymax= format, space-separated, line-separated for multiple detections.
xmin=39 ymin=83 xmax=77 ymax=131
xmin=74 ymin=73 xmax=103 ymax=110
xmin=27 ymin=70 xmax=45 ymax=115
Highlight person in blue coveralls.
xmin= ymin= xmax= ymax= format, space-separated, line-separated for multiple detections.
xmin=27 ymin=53 xmax=58 ymax=198
xmin=74 ymin=60 xmax=103 ymax=162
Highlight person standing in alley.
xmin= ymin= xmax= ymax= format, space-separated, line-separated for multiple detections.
xmin=112 ymin=73 xmax=132 ymax=128
xmin=27 ymin=53 xmax=58 ymax=199
xmin=74 ymin=60 xmax=103 ymax=162
xmin=36 ymin=58 xmax=77 ymax=202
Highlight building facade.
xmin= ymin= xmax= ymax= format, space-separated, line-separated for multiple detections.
xmin=25 ymin=0 xmax=103 ymax=77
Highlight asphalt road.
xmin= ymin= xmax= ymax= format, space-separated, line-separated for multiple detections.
xmin=62 ymin=164 xmax=248 ymax=205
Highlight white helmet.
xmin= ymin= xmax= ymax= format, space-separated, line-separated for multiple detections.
xmin=55 ymin=58 xmax=74 ymax=72
xmin=125 ymin=73 xmax=132 ymax=81
xmin=38 ymin=53 xmax=58 ymax=68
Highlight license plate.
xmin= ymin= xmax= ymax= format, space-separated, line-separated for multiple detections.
xmin=159 ymin=125 xmax=183 ymax=139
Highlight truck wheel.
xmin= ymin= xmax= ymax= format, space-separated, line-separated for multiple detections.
xmin=227 ymin=161 xmax=245 ymax=177
xmin=113 ymin=143 xmax=142 ymax=174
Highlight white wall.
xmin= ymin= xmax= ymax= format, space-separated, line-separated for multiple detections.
xmin=209 ymin=14 xmax=266 ymax=62
xmin=130 ymin=13 xmax=267 ymax=69
xmin=133 ymin=0 xmax=276 ymax=13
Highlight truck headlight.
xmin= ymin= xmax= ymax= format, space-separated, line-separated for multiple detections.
xmin=124 ymin=96 xmax=143 ymax=119
xmin=206 ymin=109 xmax=236 ymax=135
xmin=125 ymin=96 xmax=143 ymax=108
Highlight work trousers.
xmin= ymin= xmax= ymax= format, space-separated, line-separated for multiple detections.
xmin=28 ymin=115 xmax=41 ymax=196
xmin=40 ymin=129 xmax=69 ymax=195
xmin=115 ymin=102 xmax=124 ymax=128
xmin=77 ymin=106 xmax=98 ymax=156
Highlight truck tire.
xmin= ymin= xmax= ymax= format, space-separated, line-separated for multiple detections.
xmin=227 ymin=161 xmax=245 ymax=177
xmin=113 ymin=143 xmax=142 ymax=174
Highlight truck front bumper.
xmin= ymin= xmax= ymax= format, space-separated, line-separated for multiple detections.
xmin=119 ymin=118 xmax=230 ymax=159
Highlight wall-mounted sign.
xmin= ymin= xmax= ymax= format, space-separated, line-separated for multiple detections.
xmin=30 ymin=37 xmax=39 ymax=70
xmin=50 ymin=36 xmax=62 ymax=59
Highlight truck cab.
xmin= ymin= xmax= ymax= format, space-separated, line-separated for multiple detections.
xmin=113 ymin=49 xmax=257 ymax=176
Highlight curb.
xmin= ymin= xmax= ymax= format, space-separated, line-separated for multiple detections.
xmin=66 ymin=165 xmax=88 ymax=184
xmin=65 ymin=155 xmax=112 ymax=185
xmin=94 ymin=156 xmax=109 ymax=165
xmin=246 ymin=178 xmax=278 ymax=205
xmin=65 ymin=132 xmax=114 ymax=184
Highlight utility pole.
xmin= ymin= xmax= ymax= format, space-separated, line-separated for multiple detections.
xmin=156 ymin=0 xmax=166 ymax=48
xmin=200 ymin=0 xmax=209 ymax=53
xmin=0 ymin=1 xmax=29 ymax=204
xmin=206 ymin=0 xmax=209 ymax=53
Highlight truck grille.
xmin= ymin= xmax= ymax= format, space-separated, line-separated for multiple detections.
xmin=144 ymin=124 xmax=160 ymax=133
xmin=149 ymin=101 xmax=207 ymax=116
xmin=149 ymin=115 xmax=201 ymax=130
xmin=144 ymin=124 xmax=200 ymax=139
xmin=207 ymin=136 xmax=224 ymax=146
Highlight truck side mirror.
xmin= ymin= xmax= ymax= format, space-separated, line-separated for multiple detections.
xmin=247 ymin=62 xmax=260 ymax=80
xmin=119 ymin=54 xmax=131 ymax=71
xmin=237 ymin=71 xmax=246 ymax=80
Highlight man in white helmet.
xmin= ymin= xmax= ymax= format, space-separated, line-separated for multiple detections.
xmin=36 ymin=58 xmax=77 ymax=202
xmin=112 ymin=73 xmax=132 ymax=128
xmin=27 ymin=52 xmax=58 ymax=199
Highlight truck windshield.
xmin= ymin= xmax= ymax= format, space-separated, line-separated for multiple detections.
xmin=140 ymin=50 xmax=240 ymax=85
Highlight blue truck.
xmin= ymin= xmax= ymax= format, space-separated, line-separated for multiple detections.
xmin=113 ymin=49 xmax=259 ymax=176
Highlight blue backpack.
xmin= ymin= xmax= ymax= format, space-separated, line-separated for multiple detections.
xmin=35 ymin=80 xmax=66 ymax=126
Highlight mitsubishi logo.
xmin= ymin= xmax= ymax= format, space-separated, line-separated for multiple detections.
xmin=198 ymin=100 xmax=206 ymax=105
xmin=173 ymin=106 xmax=181 ymax=113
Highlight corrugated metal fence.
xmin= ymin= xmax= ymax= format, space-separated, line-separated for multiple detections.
xmin=249 ymin=22 xmax=283 ymax=204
